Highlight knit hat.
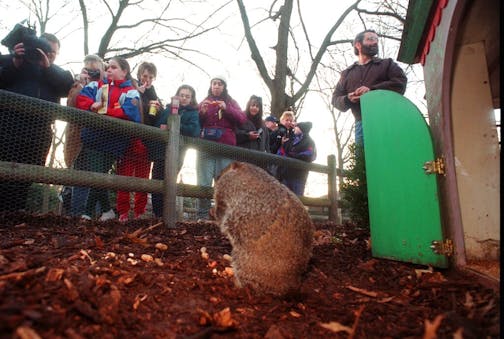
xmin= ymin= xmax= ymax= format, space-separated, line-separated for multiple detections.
xmin=296 ymin=122 xmax=312 ymax=134
xmin=211 ymin=75 xmax=227 ymax=85
xmin=265 ymin=115 xmax=279 ymax=123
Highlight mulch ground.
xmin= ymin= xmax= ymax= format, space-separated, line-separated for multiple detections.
xmin=0 ymin=213 xmax=500 ymax=338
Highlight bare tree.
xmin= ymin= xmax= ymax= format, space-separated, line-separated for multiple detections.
xmin=237 ymin=0 xmax=361 ymax=118
xmin=8 ymin=0 xmax=231 ymax=70
xmin=236 ymin=0 xmax=410 ymax=120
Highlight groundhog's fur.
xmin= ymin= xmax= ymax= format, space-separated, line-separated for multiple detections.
xmin=213 ymin=162 xmax=314 ymax=296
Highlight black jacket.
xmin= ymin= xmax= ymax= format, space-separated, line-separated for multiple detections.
xmin=0 ymin=56 xmax=73 ymax=158
xmin=332 ymin=57 xmax=407 ymax=121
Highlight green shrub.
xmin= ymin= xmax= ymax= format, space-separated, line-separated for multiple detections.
xmin=26 ymin=183 xmax=61 ymax=213
xmin=339 ymin=143 xmax=369 ymax=227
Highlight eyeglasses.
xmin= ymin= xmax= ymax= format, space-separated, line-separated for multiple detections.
xmin=364 ymin=36 xmax=378 ymax=42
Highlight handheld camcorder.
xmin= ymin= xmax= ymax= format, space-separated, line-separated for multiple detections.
xmin=1 ymin=23 xmax=52 ymax=64
xmin=256 ymin=128 xmax=263 ymax=142
xmin=276 ymin=124 xmax=293 ymax=139
xmin=85 ymin=68 xmax=101 ymax=81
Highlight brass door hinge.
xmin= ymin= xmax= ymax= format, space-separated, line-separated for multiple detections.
xmin=423 ymin=157 xmax=445 ymax=176
xmin=430 ymin=239 xmax=454 ymax=256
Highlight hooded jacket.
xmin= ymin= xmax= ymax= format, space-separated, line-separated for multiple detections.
xmin=277 ymin=121 xmax=317 ymax=183
xmin=76 ymin=78 xmax=141 ymax=157
xmin=278 ymin=122 xmax=316 ymax=163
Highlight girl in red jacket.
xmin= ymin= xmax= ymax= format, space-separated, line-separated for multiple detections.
xmin=75 ymin=56 xmax=141 ymax=221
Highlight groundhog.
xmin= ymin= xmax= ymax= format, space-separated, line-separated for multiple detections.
xmin=212 ymin=161 xmax=314 ymax=296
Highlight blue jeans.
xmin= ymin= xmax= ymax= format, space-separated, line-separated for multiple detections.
xmin=71 ymin=147 xmax=115 ymax=217
xmin=355 ymin=120 xmax=364 ymax=145
xmin=196 ymin=151 xmax=232 ymax=219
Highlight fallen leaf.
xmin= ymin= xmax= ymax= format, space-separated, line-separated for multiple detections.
xmin=223 ymin=267 xmax=234 ymax=277
xmin=377 ymin=296 xmax=394 ymax=303
xmin=346 ymin=285 xmax=378 ymax=297
xmin=415 ymin=266 xmax=434 ymax=278
xmin=198 ymin=308 xmax=212 ymax=326
xmin=358 ymin=259 xmax=377 ymax=272
xmin=423 ymin=314 xmax=444 ymax=339
xmin=79 ymin=249 xmax=95 ymax=265
xmin=63 ymin=278 xmax=79 ymax=301
xmin=94 ymin=235 xmax=104 ymax=249
xmin=15 ymin=326 xmax=41 ymax=339
xmin=319 ymin=321 xmax=353 ymax=334
xmin=289 ymin=311 xmax=302 ymax=318
xmin=133 ymin=294 xmax=148 ymax=310
xmin=141 ymin=254 xmax=154 ymax=262
xmin=453 ymin=327 xmax=464 ymax=339
xmin=45 ymin=268 xmax=65 ymax=282
xmin=155 ymin=243 xmax=168 ymax=251
xmin=213 ymin=307 xmax=238 ymax=328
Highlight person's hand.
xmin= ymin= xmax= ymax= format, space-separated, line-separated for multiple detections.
xmin=12 ymin=42 xmax=24 ymax=68
xmin=348 ymin=92 xmax=359 ymax=103
xmin=138 ymin=83 xmax=146 ymax=94
xmin=200 ymin=100 xmax=210 ymax=114
xmin=149 ymin=100 xmax=161 ymax=110
xmin=354 ymin=86 xmax=371 ymax=96
xmin=249 ymin=131 xmax=259 ymax=140
xmin=36 ymin=48 xmax=50 ymax=68
xmin=91 ymin=101 xmax=103 ymax=112
xmin=281 ymin=136 xmax=289 ymax=144
xmin=216 ymin=100 xmax=226 ymax=111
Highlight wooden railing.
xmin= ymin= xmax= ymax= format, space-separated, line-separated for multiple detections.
xmin=0 ymin=90 xmax=345 ymax=227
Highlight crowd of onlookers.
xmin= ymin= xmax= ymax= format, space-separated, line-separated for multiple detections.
xmin=0 ymin=32 xmax=317 ymax=221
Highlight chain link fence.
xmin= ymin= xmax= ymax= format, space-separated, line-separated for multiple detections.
xmin=0 ymin=89 xmax=342 ymax=227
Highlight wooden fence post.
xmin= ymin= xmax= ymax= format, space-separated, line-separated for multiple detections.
xmin=163 ymin=114 xmax=180 ymax=228
xmin=327 ymin=154 xmax=340 ymax=223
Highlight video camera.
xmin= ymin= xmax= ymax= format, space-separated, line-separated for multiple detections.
xmin=1 ymin=23 xmax=52 ymax=64
xmin=276 ymin=124 xmax=293 ymax=139
xmin=256 ymin=128 xmax=263 ymax=142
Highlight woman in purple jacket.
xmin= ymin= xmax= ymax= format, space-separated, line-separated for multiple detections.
xmin=196 ymin=75 xmax=246 ymax=219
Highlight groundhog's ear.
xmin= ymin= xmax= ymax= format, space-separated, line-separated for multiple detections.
xmin=230 ymin=162 xmax=243 ymax=170
xmin=216 ymin=162 xmax=242 ymax=181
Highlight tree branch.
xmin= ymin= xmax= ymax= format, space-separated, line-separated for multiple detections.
xmin=236 ymin=0 xmax=273 ymax=90
xmin=292 ymin=0 xmax=361 ymax=103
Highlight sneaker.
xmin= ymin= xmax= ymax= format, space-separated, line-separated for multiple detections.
xmin=99 ymin=209 xmax=116 ymax=221
xmin=81 ymin=214 xmax=92 ymax=221
xmin=119 ymin=213 xmax=129 ymax=223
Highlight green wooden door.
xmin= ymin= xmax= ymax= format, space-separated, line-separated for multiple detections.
xmin=360 ymin=90 xmax=448 ymax=268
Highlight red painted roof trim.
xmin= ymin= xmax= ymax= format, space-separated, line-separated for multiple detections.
xmin=420 ymin=0 xmax=449 ymax=65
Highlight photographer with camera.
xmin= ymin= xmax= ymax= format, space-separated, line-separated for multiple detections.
xmin=270 ymin=110 xmax=295 ymax=155
xmin=0 ymin=27 xmax=73 ymax=212
xmin=236 ymin=95 xmax=269 ymax=153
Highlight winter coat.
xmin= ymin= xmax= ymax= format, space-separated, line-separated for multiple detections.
xmin=139 ymin=84 xmax=162 ymax=127
xmin=236 ymin=118 xmax=270 ymax=152
xmin=332 ymin=57 xmax=407 ymax=121
xmin=199 ymin=95 xmax=246 ymax=146
xmin=147 ymin=104 xmax=201 ymax=161
xmin=76 ymin=78 xmax=141 ymax=157
xmin=277 ymin=122 xmax=317 ymax=181
xmin=0 ymin=56 xmax=73 ymax=160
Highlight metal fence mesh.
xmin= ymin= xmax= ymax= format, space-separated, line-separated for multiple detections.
xmin=0 ymin=90 xmax=334 ymax=222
